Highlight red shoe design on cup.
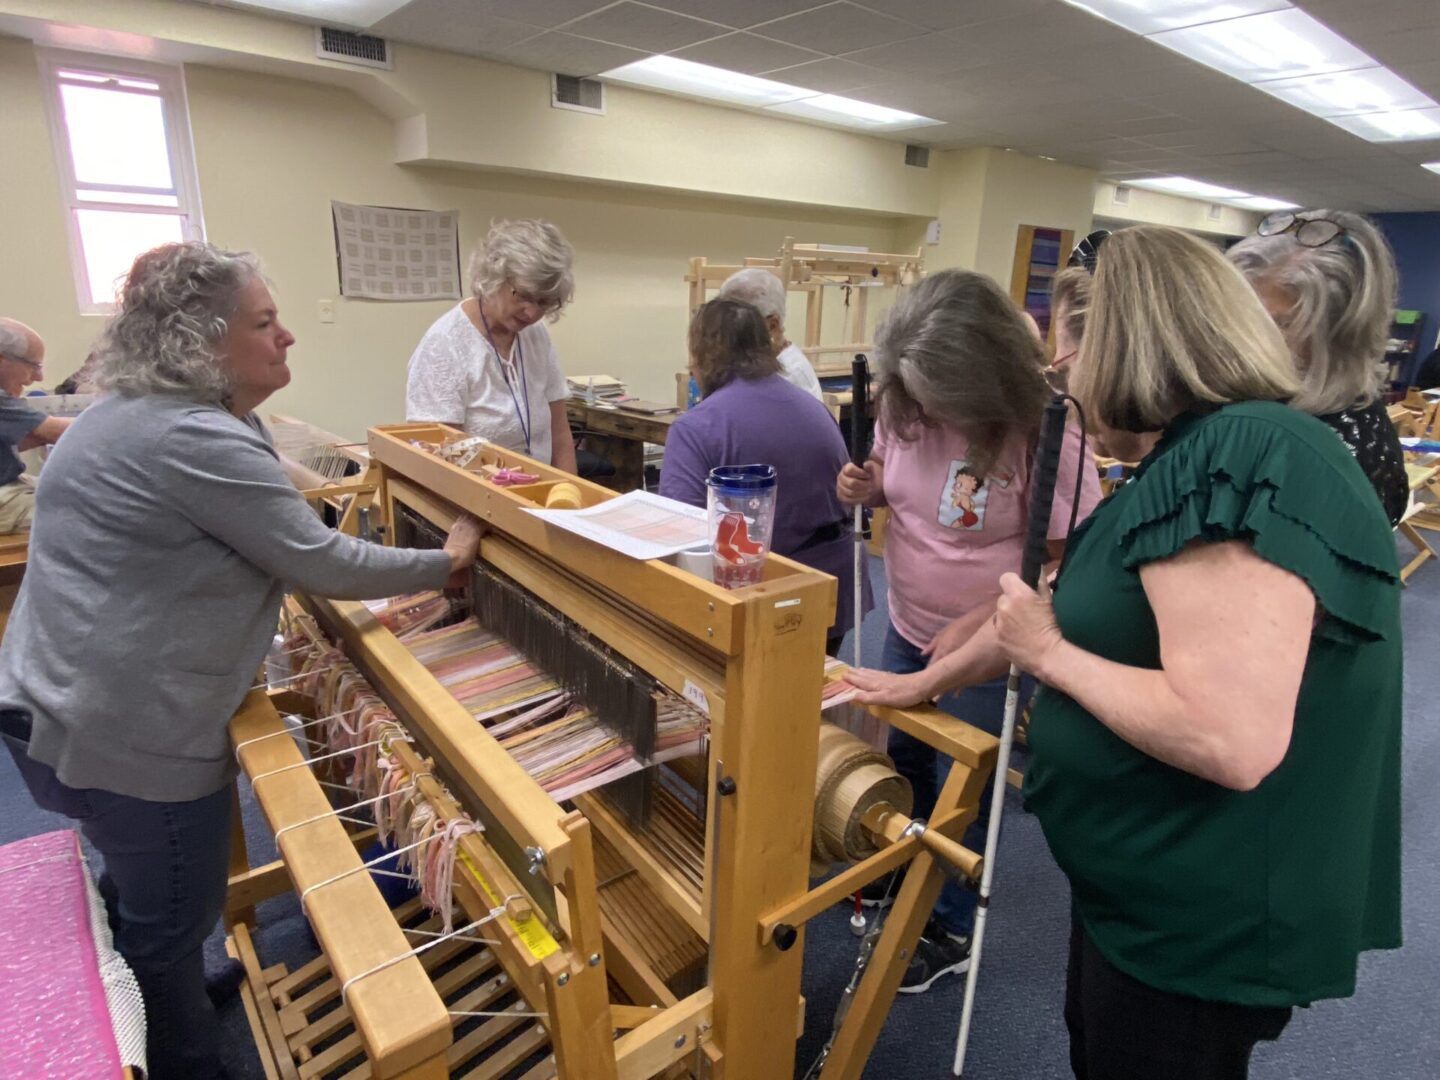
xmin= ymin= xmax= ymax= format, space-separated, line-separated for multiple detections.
xmin=714 ymin=512 xmax=766 ymax=564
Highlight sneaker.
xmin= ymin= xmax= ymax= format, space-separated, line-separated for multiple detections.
xmin=898 ymin=923 xmax=971 ymax=994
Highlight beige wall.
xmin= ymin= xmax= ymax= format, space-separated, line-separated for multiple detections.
xmin=891 ymin=148 xmax=1097 ymax=292
xmin=0 ymin=0 xmax=938 ymax=218
xmin=0 ymin=43 xmax=910 ymax=439
xmin=970 ymin=149 xmax=1096 ymax=285
xmin=1094 ymin=181 xmax=1261 ymax=238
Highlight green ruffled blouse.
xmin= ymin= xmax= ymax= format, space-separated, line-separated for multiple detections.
xmin=1025 ymin=401 xmax=1403 ymax=1008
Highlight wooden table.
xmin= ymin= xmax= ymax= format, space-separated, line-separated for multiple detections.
xmin=565 ymin=402 xmax=677 ymax=492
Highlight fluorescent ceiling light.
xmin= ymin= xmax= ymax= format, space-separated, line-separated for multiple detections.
xmin=1148 ymin=9 xmax=1375 ymax=83
xmin=1128 ymin=175 xmax=1249 ymax=199
xmin=1424 ymin=162 xmax=1440 ymax=176
xmin=765 ymin=94 xmax=941 ymax=129
xmin=1124 ymin=176 xmax=1296 ymax=211
xmin=1065 ymin=0 xmax=1291 ymax=36
xmin=601 ymin=56 xmax=812 ymax=108
xmin=1254 ymin=67 xmax=1433 ymax=117
xmin=1326 ymin=107 xmax=1440 ymax=142
xmin=601 ymin=56 xmax=940 ymax=132
xmin=221 ymin=0 xmax=410 ymax=24
xmin=1229 ymin=195 xmax=1300 ymax=211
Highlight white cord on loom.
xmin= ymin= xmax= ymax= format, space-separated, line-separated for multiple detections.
xmin=297 ymin=834 xmax=431 ymax=913
xmin=233 ymin=710 xmax=348 ymax=761
xmin=251 ymin=664 xmax=341 ymax=691
xmin=272 ymin=787 xmax=416 ymax=843
xmin=338 ymin=907 xmax=518 ymax=1003
xmin=248 ymin=739 xmax=390 ymax=786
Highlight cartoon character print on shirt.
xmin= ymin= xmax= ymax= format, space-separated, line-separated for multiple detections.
xmin=937 ymin=459 xmax=1012 ymax=530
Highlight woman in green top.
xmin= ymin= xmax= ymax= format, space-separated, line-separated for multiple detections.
xmin=853 ymin=225 xmax=1403 ymax=1079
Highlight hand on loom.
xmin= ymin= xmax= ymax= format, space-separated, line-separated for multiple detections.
xmin=841 ymin=666 xmax=939 ymax=708
xmin=993 ymin=572 xmax=1063 ymax=680
xmin=443 ymin=515 xmax=485 ymax=586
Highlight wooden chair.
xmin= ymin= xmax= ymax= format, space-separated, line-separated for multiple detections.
xmin=1399 ymin=457 xmax=1440 ymax=583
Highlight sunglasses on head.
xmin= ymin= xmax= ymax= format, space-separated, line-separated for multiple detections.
xmin=1256 ymin=212 xmax=1346 ymax=248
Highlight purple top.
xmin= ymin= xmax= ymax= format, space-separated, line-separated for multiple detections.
xmin=659 ymin=374 xmax=871 ymax=640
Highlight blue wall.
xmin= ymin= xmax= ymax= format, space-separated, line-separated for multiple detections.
xmin=1375 ymin=212 xmax=1440 ymax=360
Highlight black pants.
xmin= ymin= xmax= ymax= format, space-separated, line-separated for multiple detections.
xmin=2 ymin=710 xmax=231 ymax=1080
xmin=1065 ymin=915 xmax=1292 ymax=1080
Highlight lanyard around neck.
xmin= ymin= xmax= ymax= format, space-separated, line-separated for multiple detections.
xmin=477 ymin=303 xmax=532 ymax=456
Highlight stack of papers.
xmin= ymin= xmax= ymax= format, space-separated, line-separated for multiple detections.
xmin=567 ymin=374 xmax=627 ymax=403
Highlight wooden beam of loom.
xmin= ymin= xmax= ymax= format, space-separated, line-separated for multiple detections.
xmin=230 ymin=691 xmax=451 ymax=1078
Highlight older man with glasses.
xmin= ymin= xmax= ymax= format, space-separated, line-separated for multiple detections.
xmin=0 ymin=319 xmax=72 ymax=533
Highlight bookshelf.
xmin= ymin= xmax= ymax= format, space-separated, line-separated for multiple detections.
xmin=1388 ymin=309 xmax=1428 ymax=389
xmin=1009 ymin=224 xmax=1074 ymax=346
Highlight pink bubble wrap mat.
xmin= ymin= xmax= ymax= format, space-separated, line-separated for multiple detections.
xmin=0 ymin=829 xmax=145 ymax=1078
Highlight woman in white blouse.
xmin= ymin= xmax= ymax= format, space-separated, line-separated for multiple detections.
xmin=406 ymin=218 xmax=578 ymax=473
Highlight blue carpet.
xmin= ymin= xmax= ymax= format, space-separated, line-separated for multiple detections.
xmin=2 ymin=549 xmax=1436 ymax=1078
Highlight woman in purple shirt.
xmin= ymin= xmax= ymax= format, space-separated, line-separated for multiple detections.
xmin=660 ymin=298 xmax=869 ymax=652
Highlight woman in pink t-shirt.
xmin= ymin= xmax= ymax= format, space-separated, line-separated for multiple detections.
xmin=836 ymin=269 xmax=1101 ymax=992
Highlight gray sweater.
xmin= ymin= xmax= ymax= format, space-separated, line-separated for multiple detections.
xmin=0 ymin=394 xmax=452 ymax=801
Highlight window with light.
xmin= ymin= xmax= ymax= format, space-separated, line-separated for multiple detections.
xmin=40 ymin=51 xmax=205 ymax=314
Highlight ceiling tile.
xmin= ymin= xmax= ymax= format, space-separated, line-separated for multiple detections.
xmin=843 ymin=34 xmax=978 ymax=78
xmin=670 ymin=31 xmax=823 ymax=73
xmin=856 ymin=0 xmax=1051 ymax=31
xmin=563 ymin=2 xmax=726 ymax=52
xmin=753 ymin=2 xmax=924 ymax=55
xmin=500 ymin=30 xmax=648 ymax=75
xmin=646 ymin=0 xmax=826 ymax=29
xmin=372 ymin=0 xmax=539 ymax=53
xmin=471 ymin=0 xmax=611 ymax=29
xmin=762 ymin=56 xmax=888 ymax=93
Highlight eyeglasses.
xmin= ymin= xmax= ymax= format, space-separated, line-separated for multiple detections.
xmin=1256 ymin=212 xmax=1346 ymax=248
xmin=508 ymin=284 xmax=560 ymax=314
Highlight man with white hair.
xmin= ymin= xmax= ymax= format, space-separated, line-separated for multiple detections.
xmin=716 ymin=268 xmax=824 ymax=401
xmin=0 ymin=319 xmax=72 ymax=532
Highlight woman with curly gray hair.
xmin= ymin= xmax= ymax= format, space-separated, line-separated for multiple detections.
xmin=1228 ymin=209 xmax=1408 ymax=524
xmin=0 ymin=241 xmax=481 ymax=1080
xmin=406 ymin=217 xmax=578 ymax=472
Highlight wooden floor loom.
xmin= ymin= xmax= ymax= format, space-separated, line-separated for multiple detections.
xmin=225 ymin=423 xmax=998 ymax=1080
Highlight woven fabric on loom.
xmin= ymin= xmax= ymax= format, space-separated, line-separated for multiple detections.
xmin=302 ymin=593 xmax=707 ymax=805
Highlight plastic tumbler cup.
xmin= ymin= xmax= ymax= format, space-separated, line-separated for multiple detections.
xmin=706 ymin=464 xmax=778 ymax=589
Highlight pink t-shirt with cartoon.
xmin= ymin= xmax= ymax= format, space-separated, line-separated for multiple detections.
xmin=874 ymin=416 xmax=1102 ymax=648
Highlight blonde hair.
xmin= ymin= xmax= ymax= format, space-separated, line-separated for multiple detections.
xmin=1227 ymin=209 xmax=1395 ymax=415
xmin=468 ymin=218 xmax=575 ymax=318
xmin=1050 ymin=266 xmax=1092 ymax=346
xmin=1074 ymin=226 xmax=1298 ymax=432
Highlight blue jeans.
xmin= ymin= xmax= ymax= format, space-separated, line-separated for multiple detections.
xmin=2 ymin=711 xmax=231 ymax=1080
xmin=881 ymin=623 xmax=1024 ymax=938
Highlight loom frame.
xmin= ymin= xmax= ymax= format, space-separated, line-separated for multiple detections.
xmin=226 ymin=421 xmax=998 ymax=1080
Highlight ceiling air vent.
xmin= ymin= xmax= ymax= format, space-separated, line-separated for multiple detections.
xmin=904 ymin=144 xmax=930 ymax=168
xmin=552 ymin=74 xmax=605 ymax=115
xmin=316 ymin=26 xmax=392 ymax=70
xmin=1112 ymin=183 xmax=1132 ymax=206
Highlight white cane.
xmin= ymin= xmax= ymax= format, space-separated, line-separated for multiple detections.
xmin=954 ymin=394 xmax=1070 ymax=1076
